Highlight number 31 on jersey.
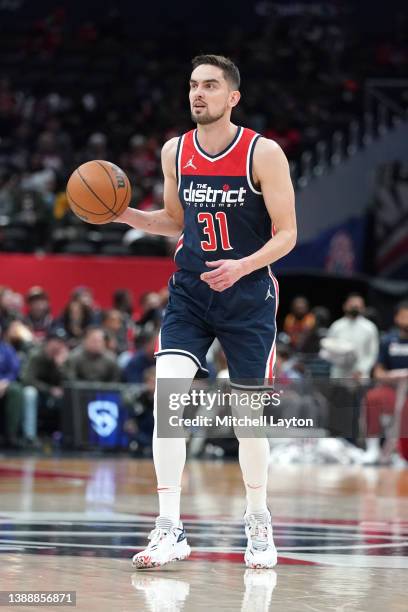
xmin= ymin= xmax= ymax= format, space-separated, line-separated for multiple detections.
xmin=197 ymin=211 xmax=232 ymax=252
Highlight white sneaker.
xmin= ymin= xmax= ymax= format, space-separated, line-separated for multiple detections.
xmin=132 ymin=517 xmax=191 ymax=569
xmin=362 ymin=448 xmax=381 ymax=465
xmin=244 ymin=511 xmax=277 ymax=569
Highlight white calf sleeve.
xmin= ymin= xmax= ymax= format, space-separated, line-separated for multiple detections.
xmin=231 ymin=390 xmax=271 ymax=514
xmin=153 ymin=354 xmax=197 ymax=523
xmin=238 ymin=437 xmax=270 ymax=514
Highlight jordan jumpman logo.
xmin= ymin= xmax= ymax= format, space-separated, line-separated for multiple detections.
xmin=265 ymin=285 xmax=274 ymax=301
xmin=184 ymin=155 xmax=197 ymax=170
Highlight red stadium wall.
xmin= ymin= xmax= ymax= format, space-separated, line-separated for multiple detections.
xmin=0 ymin=254 xmax=176 ymax=315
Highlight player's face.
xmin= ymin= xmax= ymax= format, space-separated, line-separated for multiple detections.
xmin=189 ymin=65 xmax=240 ymax=125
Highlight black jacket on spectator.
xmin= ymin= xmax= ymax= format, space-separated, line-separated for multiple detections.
xmin=22 ymin=349 xmax=64 ymax=393
xmin=64 ymin=348 xmax=121 ymax=383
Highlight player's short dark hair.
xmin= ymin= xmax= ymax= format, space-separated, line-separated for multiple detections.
xmin=191 ymin=54 xmax=240 ymax=89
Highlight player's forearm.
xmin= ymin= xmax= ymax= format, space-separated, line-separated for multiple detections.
xmin=115 ymin=207 xmax=183 ymax=237
xmin=240 ymin=230 xmax=297 ymax=275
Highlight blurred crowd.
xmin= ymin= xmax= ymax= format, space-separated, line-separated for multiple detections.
xmin=0 ymin=4 xmax=407 ymax=252
xmin=0 ymin=284 xmax=164 ymax=452
xmin=1 ymin=280 xmax=407 ymax=464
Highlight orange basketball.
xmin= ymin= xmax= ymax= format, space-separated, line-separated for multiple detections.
xmin=66 ymin=160 xmax=131 ymax=224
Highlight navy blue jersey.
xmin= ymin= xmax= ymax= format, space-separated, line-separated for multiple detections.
xmin=378 ymin=331 xmax=408 ymax=370
xmin=156 ymin=127 xmax=281 ymax=386
xmin=174 ymin=126 xmax=275 ymax=276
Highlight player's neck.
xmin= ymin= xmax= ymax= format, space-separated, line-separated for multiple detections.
xmin=196 ymin=120 xmax=238 ymax=156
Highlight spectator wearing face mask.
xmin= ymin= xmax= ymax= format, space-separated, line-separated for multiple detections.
xmin=324 ymin=294 xmax=379 ymax=381
xmin=363 ymin=300 xmax=408 ymax=464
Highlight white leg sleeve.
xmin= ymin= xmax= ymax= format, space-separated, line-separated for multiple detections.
xmin=153 ymin=354 xmax=198 ymax=524
xmin=231 ymin=390 xmax=270 ymax=514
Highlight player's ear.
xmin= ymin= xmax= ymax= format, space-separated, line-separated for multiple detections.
xmin=229 ymin=90 xmax=241 ymax=108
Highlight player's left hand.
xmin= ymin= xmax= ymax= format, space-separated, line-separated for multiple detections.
xmin=200 ymin=260 xmax=245 ymax=291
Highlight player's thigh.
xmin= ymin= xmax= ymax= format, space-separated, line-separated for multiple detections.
xmin=156 ymin=353 xmax=198 ymax=380
xmin=157 ymin=312 xmax=215 ymax=377
xmin=216 ymin=277 xmax=277 ymax=385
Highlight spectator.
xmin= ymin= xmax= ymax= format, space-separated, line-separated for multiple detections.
xmin=14 ymin=189 xmax=50 ymax=250
xmin=0 ymin=323 xmax=24 ymax=447
xmin=0 ymin=170 xmax=19 ymax=222
xmin=283 ymin=296 xmax=316 ymax=348
xmin=324 ymin=294 xmax=379 ymax=380
xmin=80 ymin=132 xmax=110 ymax=164
xmin=275 ymin=344 xmax=303 ymax=382
xmin=112 ymin=289 xmax=136 ymax=353
xmin=123 ymin=330 xmax=156 ymax=384
xmin=158 ymin=286 xmax=169 ymax=311
xmin=59 ymin=297 xmax=94 ymax=347
xmin=113 ymin=288 xmax=134 ymax=317
xmin=124 ymin=365 xmax=155 ymax=455
xmin=24 ymin=286 xmax=53 ymax=340
xmin=64 ymin=326 xmax=121 ymax=382
xmin=363 ymin=300 xmax=408 ymax=464
xmin=71 ymin=286 xmax=100 ymax=321
xmin=0 ymin=4 xmax=404 ymax=259
xmin=9 ymin=290 xmax=24 ymax=318
xmin=0 ymin=286 xmax=20 ymax=330
xmin=101 ymin=309 xmax=129 ymax=354
xmin=4 ymin=319 xmax=35 ymax=366
xmin=297 ymin=306 xmax=331 ymax=378
xmin=297 ymin=306 xmax=330 ymax=354
xmin=136 ymin=291 xmax=162 ymax=329
xmin=22 ymin=329 xmax=68 ymax=443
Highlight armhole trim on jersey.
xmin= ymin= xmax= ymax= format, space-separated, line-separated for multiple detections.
xmin=247 ymin=134 xmax=262 ymax=195
xmin=176 ymin=135 xmax=185 ymax=190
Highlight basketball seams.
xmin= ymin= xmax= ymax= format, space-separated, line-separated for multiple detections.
xmin=66 ymin=186 xmax=114 ymax=218
xmin=95 ymin=161 xmax=117 ymax=211
xmin=76 ymin=168 xmax=117 ymax=216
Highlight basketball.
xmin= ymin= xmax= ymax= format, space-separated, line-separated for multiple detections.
xmin=66 ymin=160 xmax=131 ymax=224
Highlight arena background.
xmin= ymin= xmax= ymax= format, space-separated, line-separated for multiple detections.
xmin=1 ymin=0 xmax=407 ymax=325
xmin=0 ymin=1 xmax=408 ymax=610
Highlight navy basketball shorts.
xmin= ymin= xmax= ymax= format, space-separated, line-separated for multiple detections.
xmin=155 ymin=269 xmax=279 ymax=388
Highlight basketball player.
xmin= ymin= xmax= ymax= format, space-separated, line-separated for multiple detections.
xmin=116 ymin=55 xmax=296 ymax=569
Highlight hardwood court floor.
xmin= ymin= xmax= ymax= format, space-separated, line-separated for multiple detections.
xmin=0 ymin=457 xmax=408 ymax=611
